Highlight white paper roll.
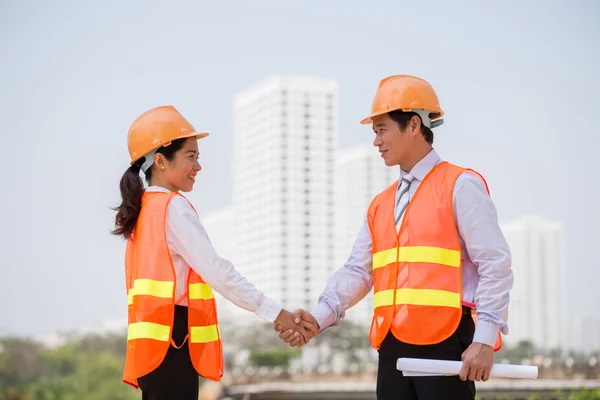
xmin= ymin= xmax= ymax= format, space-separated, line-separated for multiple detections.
xmin=397 ymin=358 xmax=538 ymax=379
xmin=402 ymin=371 xmax=457 ymax=377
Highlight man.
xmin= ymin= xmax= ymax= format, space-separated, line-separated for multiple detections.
xmin=276 ymin=75 xmax=513 ymax=400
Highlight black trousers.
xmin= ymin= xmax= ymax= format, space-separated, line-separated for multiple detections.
xmin=138 ymin=306 xmax=199 ymax=400
xmin=376 ymin=313 xmax=476 ymax=400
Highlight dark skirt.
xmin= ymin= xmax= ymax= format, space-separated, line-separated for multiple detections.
xmin=138 ymin=305 xmax=199 ymax=400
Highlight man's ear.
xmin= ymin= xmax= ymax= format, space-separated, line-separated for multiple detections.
xmin=410 ymin=115 xmax=422 ymax=138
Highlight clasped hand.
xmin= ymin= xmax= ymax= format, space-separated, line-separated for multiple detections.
xmin=273 ymin=309 xmax=320 ymax=347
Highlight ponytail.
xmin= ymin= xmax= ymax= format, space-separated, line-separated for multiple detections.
xmin=111 ymin=163 xmax=144 ymax=240
xmin=112 ymin=138 xmax=188 ymax=239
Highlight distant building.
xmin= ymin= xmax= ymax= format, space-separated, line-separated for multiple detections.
xmin=501 ymin=215 xmax=567 ymax=352
xmin=232 ymin=75 xmax=338 ymax=312
xmin=334 ymin=145 xmax=396 ymax=325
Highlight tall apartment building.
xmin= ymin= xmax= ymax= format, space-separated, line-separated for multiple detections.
xmin=232 ymin=75 xmax=338 ymax=311
xmin=500 ymin=215 xmax=567 ymax=352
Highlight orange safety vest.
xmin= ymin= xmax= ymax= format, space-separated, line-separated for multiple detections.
xmin=367 ymin=161 xmax=502 ymax=351
xmin=122 ymin=191 xmax=224 ymax=388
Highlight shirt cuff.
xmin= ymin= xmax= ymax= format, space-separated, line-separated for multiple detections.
xmin=311 ymin=302 xmax=339 ymax=333
xmin=472 ymin=319 xmax=500 ymax=348
xmin=255 ymin=296 xmax=282 ymax=323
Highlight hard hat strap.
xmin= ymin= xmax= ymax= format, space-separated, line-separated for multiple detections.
xmin=407 ymin=108 xmax=444 ymax=129
xmin=140 ymin=148 xmax=158 ymax=174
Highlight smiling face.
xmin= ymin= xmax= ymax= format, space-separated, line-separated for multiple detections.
xmin=151 ymin=137 xmax=201 ymax=192
xmin=372 ymin=113 xmax=417 ymax=167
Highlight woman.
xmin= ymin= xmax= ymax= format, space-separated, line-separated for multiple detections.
xmin=112 ymin=105 xmax=315 ymax=400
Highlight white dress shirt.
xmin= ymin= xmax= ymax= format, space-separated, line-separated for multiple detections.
xmin=311 ymin=149 xmax=514 ymax=347
xmin=145 ymin=186 xmax=282 ymax=323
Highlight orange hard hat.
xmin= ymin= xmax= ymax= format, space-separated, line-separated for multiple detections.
xmin=360 ymin=75 xmax=444 ymax=128
xmin=127 ymin=105 xmax=209 ymax=165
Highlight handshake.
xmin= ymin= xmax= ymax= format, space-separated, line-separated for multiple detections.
xmin=273 ymin=309 xmax=320 ymax=347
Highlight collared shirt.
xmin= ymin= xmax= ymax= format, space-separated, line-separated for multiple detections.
xmin=144 ymin=186 xmax=282 ymax=323
xmin=311 ymin=149 xmax=513 ymax=347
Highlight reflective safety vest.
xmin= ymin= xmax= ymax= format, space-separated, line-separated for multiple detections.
xmin=122 ymin=191 xmax=223 ymax=388
xmin=367 ymin=161 xmax=502 ymax=351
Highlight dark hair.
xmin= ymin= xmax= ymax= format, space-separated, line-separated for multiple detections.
xmin=388 ymin=110 xmax=434 ymax=144
xmin=111 ymin=138 xmax=188 ymax=239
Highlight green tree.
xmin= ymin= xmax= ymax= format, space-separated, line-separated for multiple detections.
xmin=0 ymin=333 xmax=140 ymax=400
xmin=248 ymin=348 xmax=301 ymax=368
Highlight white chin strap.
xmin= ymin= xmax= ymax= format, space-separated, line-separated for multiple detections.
xmin=140 ymin=148 xmax=158 ymax=174
xmin=412 ymin=108 xmax=444 ymax=129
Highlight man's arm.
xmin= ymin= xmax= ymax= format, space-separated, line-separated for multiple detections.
xmin=275 ymin=217 xmax=374 ymax=344
xmin=454 ymin=173 xmax=513 ymax=381
xmin=313 ymin=217 xmax=374 ymax=330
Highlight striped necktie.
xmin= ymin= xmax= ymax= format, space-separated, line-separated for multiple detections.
xmin=395 ymin=174 xmax=414 ymax=231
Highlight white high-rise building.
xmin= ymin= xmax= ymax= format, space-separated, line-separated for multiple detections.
xmin=573 ymin=315 xmax=600 ymax=354
xmin=232 ymin=75 xmax=338 ymax=311
xmin=335 ymin=145 xmax=397 ymax=325
xmin=500 ymin=215 xmax=567 ymax=352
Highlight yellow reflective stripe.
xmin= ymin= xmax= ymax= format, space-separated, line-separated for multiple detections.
xmin=190 ymin=325 xmax=220 ymax=343
xmin=128 ymin=279 xmax=174 ymax=305
xmin=127 ymin=322 xmax=170 ymax=342
xmin=396 ymin=288 xmax=461 ymax=308
xmin=373 ymin=288 xmax=461 ymax=309
xmin=373 ymin=289 xmax=395 ymax=308
xmin=189 ymin=283 xmax=214 ymax=300
xmin=372 ymin=248 xmax=398 ymax=270
xmin=127 ymin=322 xmax=220 ymax=343
xmin=372 ymin=246 xmax=461 ymax=271
xmin=399 ymin=246 xmax=461 ymax=268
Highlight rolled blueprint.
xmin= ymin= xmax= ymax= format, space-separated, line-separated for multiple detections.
xmin=397 ymin=358 xmax=538 ymax=379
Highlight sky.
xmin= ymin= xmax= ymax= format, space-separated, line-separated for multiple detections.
xmin=1 ymin=0 xmax=599 ymax=338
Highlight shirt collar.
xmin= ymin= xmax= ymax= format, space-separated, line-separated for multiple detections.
xmin=400 ymin=148 xmax=441 ymax=182
xmin=145 ymin=186 xmax=173 ymax=194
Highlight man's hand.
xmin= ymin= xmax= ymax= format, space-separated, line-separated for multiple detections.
xmin=459 ymin=342 xmax=494 ymax=381
xmin=273 ymin=309 xmax=311 ymax=347
xmin=274 ymin=309 xmax=320 ymax=347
